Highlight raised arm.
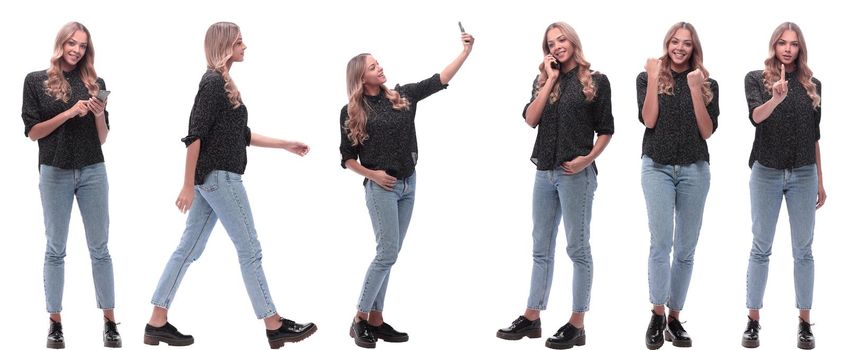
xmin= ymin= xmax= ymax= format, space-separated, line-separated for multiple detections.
xmin=439 ymin=32 xmax=474 ymax=84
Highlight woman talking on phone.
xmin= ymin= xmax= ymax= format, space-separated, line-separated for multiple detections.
xmin=144 ymin=22 xmax=316 ymax=349
xmin=21 ymin=21 xmax=121 ymax=349
xmin=496 ymin=21 xmax=613 ymax=349
xmin=340 ymin=29 xmax=474 ymax=348
xmin=637 ymin=22 xmax=718 ymax=350
xmin=741 ymin=22 xmax=824 ymax=350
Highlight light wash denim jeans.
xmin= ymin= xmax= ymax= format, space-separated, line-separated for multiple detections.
xmin=747 ymin=161 xmax=817 ymax=310
xmin=527 ymin=167 xmax=597 ymax=313
xmin=151 ymin=170 xmax=276 ymax=319
xmin=641 ymin=156 xmax=710 ymax=311
xmin=356 ymin=172 xmax=416 ymax=313
xmin=39 ymin=163 xmax=114 ymax=313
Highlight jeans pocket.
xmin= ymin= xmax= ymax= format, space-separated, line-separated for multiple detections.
xmin=225 ymin=172 xmax=243 ymax=183
xmin=199 ymin=171 xmax=219 ymax=192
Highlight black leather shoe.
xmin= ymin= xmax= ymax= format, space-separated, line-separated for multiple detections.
xmin=349 ymin=319 xmax=377 ymax=348
xmin=267 ymin=318 xmax=317 ymax=349
xmin=47 ymin=319 xmax=65 ymax=349
xmin=545 ymin=323 xmax=585 ymax=349
xmin=143 ymin=322 xmax=194 ymax=346
xmin=664 ymin=317 xmax=691 ymax=347
xmin=104 ymin=319 xmax=122 ymax=348
xmin=798 ymin=318 xmax=815 ymax=349
xmin=496 ymin=316 xmax=542 ymax=340
xmin=372 ymin=322 xmax=408 ymax=342
xmin=741 ymin=316 xmax=760 ymax=348
xmin=646 ymin=311 xmax=666 ymax=349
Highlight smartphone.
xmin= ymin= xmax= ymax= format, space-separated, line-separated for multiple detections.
xmin=97 ymin=90 xmax=111 ymax=101
xmin=550 ymin=61 xmax=560 ymax=70
xmin=458 ymin=21 xmax=465 ymax=33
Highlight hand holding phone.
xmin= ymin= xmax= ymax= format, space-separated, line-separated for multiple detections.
xmin=550 ymin=61 xmax=560 ymax=70
xmin=96 ymin=90 xmax=111 ymax=102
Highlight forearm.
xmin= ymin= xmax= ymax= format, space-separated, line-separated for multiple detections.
xmin=524 ymin=80 xmax=555 ymax=127
xmin=183 ymin=140 xmax=200 ymax=188
xmin=250 ymin=132 xmax=288 ymax=148
xmin=641 ymin=79 xmax=659 ymax=128
xmin=28 ymin=110 xmax=72 ymax=141
xmin=440 ymin=49 xmax=471 ymax=84
xmin=689 ymin=88 xmax=713 ymax=139
xmin=586 ymin=134 xmax=612 ymax=162
xmin=344 ymin=159 xmax=376 ymax=179
xmin=751 ymin=98 xmax=779 ymax=124
xmin=815 ymin=141 xmax=823 ymax=186
xmin=94 ymin=114 xmax=109 ymax=144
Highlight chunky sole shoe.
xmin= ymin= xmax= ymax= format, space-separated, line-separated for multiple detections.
xmin=104 ymin=338 xmax=122 ymax=348
xmin=741 ymin=338 xmax=759 ymax=348
xmin=497 ymin=327 xmax=542 ymax=340
xmin=268 ymin=324 xmax=317 ymax=349
xmin=797 ymin=339 xmax=815 ymax=350
xmin=664 ymin=329 xmax=692 ymax=347
xmin=545 ymin=334 xmax=586 ymax=349
xmin=46 ymin=340 xmax=65 ymax=349
xmin=349 ymin=325 xmax=377 ymax=348
xmin=143 ymin=335 xmax=194 ymax=347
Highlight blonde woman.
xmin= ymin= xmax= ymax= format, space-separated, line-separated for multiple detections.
xmin=496 ymin=22 xmax=613 ymax=349
xmin=21 ymin=21 xmax=120 ymax=349
xmin=144 ymin=22 xmax=316 ymax=349
xmin=741 ymin=22 xmax=824 ymax=350
xmin=340 ymin=32 xmax=474 ymax=348
xmin=637 ymin=22 xmax=719 ymax=350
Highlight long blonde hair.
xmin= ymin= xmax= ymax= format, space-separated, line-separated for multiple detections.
xmin=44 ymin=22 xmax=99 ymax=102
xmin=205 ymin=22 xmax=242 ymax=108
xmin=535 ymin=22 xmax=596 ymax=103
xmin=657 ymin=22 xmax=714 ymax=104
xmin=344 ymin=53 xmax=409 ymax=146
xmin=763 ymin=22 xmax=820 ymax=108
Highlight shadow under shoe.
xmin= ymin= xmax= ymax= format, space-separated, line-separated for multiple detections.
xmin=372 ymin=322 xmax=409 ymax=342
xmin=545 ymin=323 xmax=586 ymax=349
xmin=47 ymin=319 xmax=64 ymax=349
xmin=741 ymin=316 xmax=760 ymax=348
xmin=144 ymin=322 xmax=194 ymax=346
xmin=267 ymin=318 xmax=317 ymax=349
xmin=798 ymin=318 xmax=815 ymax=349
xmin=350 ymin=319 xmax=377 ymax=348
xmin=664 ymin=317 xmax=691 ymax=347
xmin=496 ymin=316 xmax=542 ymax=340
xmin=646 ymin=311 xmax=666 ymax=350
xmin=104 ymin=319 xmax=122 ymax=348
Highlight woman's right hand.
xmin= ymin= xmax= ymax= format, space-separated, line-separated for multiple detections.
xmin=175 ymin=185 xmax=195 ymax=213
xmin=644 ymin=58 xmax=662 ymax=80
xmin=67 ymin=100 xmax=90 ymax=119
xmin=543 ymin=54 xmax=560 ymax=81
xmin=770 ymin=63 xmax=789 ymax=105
xmin=368 ymin=170 xmax=397 ymax=191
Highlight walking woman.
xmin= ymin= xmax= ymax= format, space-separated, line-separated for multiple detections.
xmin=741 ymin=22 xmax=824 ymax=350
xmin=496 ymin=21 xmax=614 ymax=349
xmin=144 ymin=22 xmax=316 ymax=349
xmin=637 ymin=22 xmax=719 ymax=350
xmin=21 ymin=21 xmax=121 ymax=349
xmin=340 ymin=31 xmax=474 ymax=348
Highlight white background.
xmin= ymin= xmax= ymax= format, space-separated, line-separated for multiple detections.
xmin=1 ymin=1 xmax=844 ymax=349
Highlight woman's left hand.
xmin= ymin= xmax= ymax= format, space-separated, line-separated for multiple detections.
xmin=88 ymin=97 xmax=106 ymax=118
xmin=816 ymin=185 xmax=827 ymax=209
xmin=284 ymin=141 xmax=310 ymax=156
xmin=562 ymin=156 xmax=591 ymax=175
xmin=461 ymin=33 xmax=474 ymax=53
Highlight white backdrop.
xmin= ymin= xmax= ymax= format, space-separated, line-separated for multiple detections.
xmin=1 ymin=1 xmax=844 ymax=349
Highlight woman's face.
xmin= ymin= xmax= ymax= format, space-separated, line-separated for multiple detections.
xmin=231 ymin=34 xmax=246 ymax=63
xmin=61 ymin=30 xmax=88 ymax=71
xmin=546 ymin=28 xmax=574 ymax=65
xmin=666 ymin=28 xmax=693 ymax=71
xmin=361 ymin=55 xmax=386 ymax=88
xmin=774 ymin=30 xmax=800 ymax=67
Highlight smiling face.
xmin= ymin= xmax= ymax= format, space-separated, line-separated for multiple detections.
xmin=546 ymin=28 xmax=574 ymax=67
xmin=61 ymin=30 xmax=88 ymax=71
xmin=361 ymin=55 xmax=386 ymax=91
xmin=774 ymin=29 xmax=800 ymax=69
xmin=666 ymin=28 xmax=693 ymax=72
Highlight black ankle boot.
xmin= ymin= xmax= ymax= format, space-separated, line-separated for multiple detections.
xmin=47 ymin=319 xmax=64 ymax=349
xmin=664 ymin=317 xmax=691 ymax=347
xmin=266 ymin=318 xmax=317 ymax=349
xmin=741 ymin=316 xmax=760 ymax=348
xmin=104 ymin=318 xmax=122 ymax=348
xmin=798 ymin=317 xmax=815 ymax=349
xmin=646 ymin=311 xmax=666 ymax=349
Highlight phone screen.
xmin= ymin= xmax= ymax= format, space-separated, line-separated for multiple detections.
xmin=97 ymin=90 xmax=111 ymax=101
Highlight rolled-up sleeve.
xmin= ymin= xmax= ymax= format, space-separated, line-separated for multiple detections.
xmin=592 ymin=74 xmax=615 ymax=135
xmin=21 ymin=73 xmax=43 ymax=137
xmin=707 ymin=78 xmax=720 ymax=132
xmin=182 ymin=76 xmax=225 ymax=146
xmin=339 ymin=106 xmax=358 ymax=168
xmin=395 ymin=74 xmax=447 ymax=104
xmin=745 ymin=71 xmax=766 ymax=126
xmin=636 ymin=72 xmax=648 ymax=125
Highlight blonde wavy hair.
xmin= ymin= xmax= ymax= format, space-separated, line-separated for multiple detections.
xmin=762 ymin=22 xmax=820 ymax=108
xmin=344 ymin=53 xmax=409 ymax=146
xmin=205 ymin=22 xmax=242 ymax=108
xmin=657 ymin=22 xmax=714 ymax=104
xmin=535 ymin=22 xmax=596 ymax=103
xmin=44 ymin=22 xmax=100 ymax=102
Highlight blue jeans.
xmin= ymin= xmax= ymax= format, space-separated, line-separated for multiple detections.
xmin=39 ymin=163 xmax=115 ymax=313
xmin=747 ymin=162 xmax=817 ymax=310
xmin=151 ymin=170 xmax=276 ymax=319
xmin=527 ymin=167 xmax=596 ymax=312
xmin=356 ymin=172 xmax=416 ymax=313
xmin=641 ymin=156 xmax=710 ymax=311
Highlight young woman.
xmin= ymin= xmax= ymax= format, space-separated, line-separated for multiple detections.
xmin=340 ymin=32 xmax=474 ymax=348
xmin=144 ymin=22 xmax=316 ymax=349
xmin=496 ymin=22 xmax=613 ymax=349
xmin=741 ymin=22 xmax=824 ymax=350
xmin=21 ymin=21 xmax=121 ymax=349
xmin=636 ymin=22 xmax=719 ymax=350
